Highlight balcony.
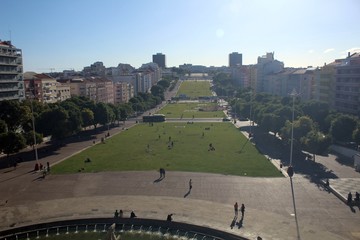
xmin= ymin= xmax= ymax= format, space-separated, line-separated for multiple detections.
xmin=0 ymin=85 xmax=19 ymax=92
xmin=0 ymin=70 xmax=19 ymax=75
xmin=0 ymin=51 xmax=18 ymax=57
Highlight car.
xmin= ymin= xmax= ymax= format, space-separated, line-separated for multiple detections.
xmin=222 ymin=117 xmax=231 ymax=122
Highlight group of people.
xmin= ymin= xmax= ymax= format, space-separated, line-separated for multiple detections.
xmin=347 ymin=191 xmax=360 ymax=205
xmin=234 ymin=202 xmax=245 ymax=218
xmin=114 ymin=209 xmax=135 ymax=218
xmin=34 ymin=161 xmax=51 ymax=178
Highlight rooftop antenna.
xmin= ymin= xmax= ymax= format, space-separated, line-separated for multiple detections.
xmin=8 ymin=26 xmax=12 ymax=42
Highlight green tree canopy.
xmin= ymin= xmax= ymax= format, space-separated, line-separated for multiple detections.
xmin=330 ymin=115 xmax=358 ymax=142
xmin=0 ymin=131 xmax=26 ymax=156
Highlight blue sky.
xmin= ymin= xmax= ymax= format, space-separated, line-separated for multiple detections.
xmin=1 ymin=0 xmax=359 ymax=72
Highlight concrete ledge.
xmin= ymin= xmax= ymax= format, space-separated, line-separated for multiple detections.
xmin=0 ymin=218 xmax=248 ymax=240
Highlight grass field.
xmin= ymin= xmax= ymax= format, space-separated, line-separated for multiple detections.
xmin=52 ymin=123 xmax=282 ymax=177
xmin=157 ymin=102 xmax=225 ymax=118
xmin=176 ymin=80 xmax=213 ymax=98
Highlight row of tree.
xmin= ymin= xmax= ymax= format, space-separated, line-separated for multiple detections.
xmin=0 ymin=77 xmax=172 ymax=158
xmin=212 ymin=73 xmax=360 ymax=155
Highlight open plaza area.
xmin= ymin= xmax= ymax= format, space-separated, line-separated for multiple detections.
xmin=1 ymin=81 xmax=360 ymax=240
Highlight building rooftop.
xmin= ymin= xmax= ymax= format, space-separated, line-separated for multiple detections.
xmin=0 ymin=40 xmax=14 ymax=47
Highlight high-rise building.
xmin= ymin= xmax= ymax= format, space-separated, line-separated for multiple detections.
xmin=334 ymin=52 xmax=360 ymax=116
xmin=229 ymin=52 xmax=242 ymax=67
xmin=256 ymin=52 xmax=284 ymax=93
xmin=0 ymin=40 xmax=24 ymax=101
xmin=152 ymin=53 xmax=166 ymax=68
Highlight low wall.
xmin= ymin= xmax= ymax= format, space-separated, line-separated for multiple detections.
xmin=330 ymin=144 xmax=359 ymax=160
xmin=0 ymin=218 xmax=247 ymax=240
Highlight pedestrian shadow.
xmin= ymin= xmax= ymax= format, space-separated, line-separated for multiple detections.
xmin=153 ymin=177 xmax=164 ymax=183
xmin=32 ymin=175 xmax=45 ymax=181
xmin=349 ymin=205 xmax=356 ymax=213
xmin=237 ymin=217 xmax=244 ymax=229
xmin=230 ymin=216 xmax=237 ymax=229
xmin=184 ymin=189 xmax=191 ymax=198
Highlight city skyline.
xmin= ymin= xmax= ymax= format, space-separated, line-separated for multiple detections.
xmin=1 ymin=0 xmax=359 ymax=72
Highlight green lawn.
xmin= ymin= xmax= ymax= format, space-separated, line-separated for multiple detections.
xmin=52 ymin=123 xmax=282 ymax=177
xmin=176 ymin=81 xmax=213 ymax=98
xmin=157 ymin=102 xmax=225 ymax=118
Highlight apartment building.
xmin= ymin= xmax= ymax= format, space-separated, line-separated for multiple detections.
xmin=56 ymin=82 xmax=71 ymax=102
xmin=83 ymin=61 xmax=106 ymax=76
xmin=114 ymin=81 xmax=133 ymax=104
xmin=0 ymin=40 xmax=24 ymax=101
xmin=315 ymin=62 xmax=338 ymax=103
xmin=69 ymin=77 xmax=114 ymax=104
xmin=230 ymin=65 xmax=249 ymax=88
xmin=24 ymin=72 xmax=69 ymax=103
xmin=334 ymin=53 xmax=360 ymax=116
xmin=256 ymin=52 xmax=284 ymax=93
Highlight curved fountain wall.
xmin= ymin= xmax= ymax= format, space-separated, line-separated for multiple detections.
xmin=0 ymin=218 xmax=248 ymax=240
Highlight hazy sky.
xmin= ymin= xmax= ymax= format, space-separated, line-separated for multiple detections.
xmin=1 ymin=0 xmax=359 ymax=72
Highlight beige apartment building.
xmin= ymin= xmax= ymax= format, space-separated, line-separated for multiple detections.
xmin=114 ymin=81 xmax=134 ymax=104
xmin=24 ymin=72 xmax=70 ymax=103
xmin=69 ymin=77 xmax=114 ymax=104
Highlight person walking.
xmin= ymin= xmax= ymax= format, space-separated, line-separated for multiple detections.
xmin=234 ymin=202 xmax=238 ymax=216
xmin=189 ymin=179 xmax=192 ymax=191
xmin=240 ymin=203 xmax=245 ymax=218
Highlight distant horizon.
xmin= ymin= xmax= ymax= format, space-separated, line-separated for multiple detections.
xmin=1 ymin=0 xmax=359 ymax=72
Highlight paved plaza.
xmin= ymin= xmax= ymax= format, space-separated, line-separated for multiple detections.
xmin=0 ymin=120 xmax=359 ymax=240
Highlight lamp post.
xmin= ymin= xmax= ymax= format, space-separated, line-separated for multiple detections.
xmin=249 ymin=90 xmax=253 ymax=136
xmin=30 ymin=88 xmax=40 ymax=168
xmin=288 ymin=88 xmax=301 ymax=240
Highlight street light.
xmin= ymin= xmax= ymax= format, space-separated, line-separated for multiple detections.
xmin=288 ymin=88 xmax=301 ymax=240
xmin=29 ymin=88 xmax=40 ymax=168
xmin=289 ymin=88 xmax=297 ymax=168
xmin=249 ymin=90 xmax=253 ymax=137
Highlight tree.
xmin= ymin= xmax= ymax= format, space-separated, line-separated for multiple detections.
xmin=0 ymin=119 xmax=7 ymax=134
xmin=280 ymin=116 xmax=315 ymax=147
xmin=60 ymin=101 xmax=83 ymax=134
xmin=81 ymin=108 xmax=94 ymax=128
xmin=157 ymin=79 xmax=170 ymax=89
xmin=330 ymin=115 xmax=358 ymax=142
xmin=36 ymin=107 xmax=70 ymax=139
xmin=260 ymin=113 xmax=282 ymax=136
xmin=301 ymin=100 xmax=329 ymax=132
xmin=301 ymin=131 xmax=331 ymax=157
xmin=0 ymin=100 xmax=31 ymax=131
xmin=93 ymin=102 xmax=110 ymax=127
xmin=0 ymin=132 xmax=26 ymax=161
xmin=353 ymin=127 xmax=360 ymax=145
xmin=23 ymin=131 xmax=43 ymax=148
xmin=150 ymin=85 xmax=165 ymax=100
